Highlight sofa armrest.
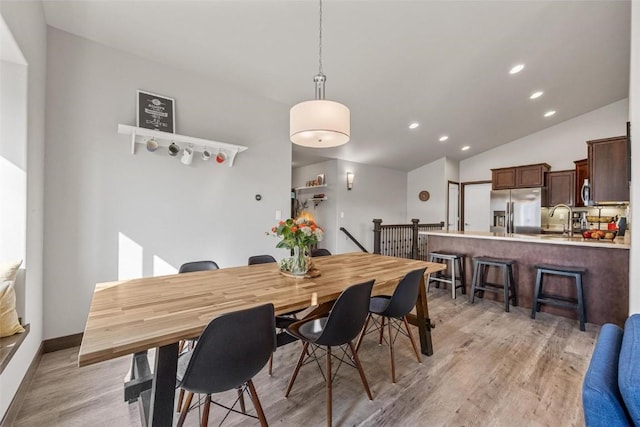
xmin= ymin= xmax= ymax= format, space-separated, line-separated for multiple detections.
xmin=583 ymin=323 xmax=631 ymax=426
xmin=619 ymin=314 xmax=640 ymax=425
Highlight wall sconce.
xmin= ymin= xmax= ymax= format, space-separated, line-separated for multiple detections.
xmin=346 ymin=172 xmax=354 ymax=190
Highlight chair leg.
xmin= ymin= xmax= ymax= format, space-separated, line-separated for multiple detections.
xmin=348 ymin=342 xmax=373 ymax=400
xmin=268 ymin=353 xmax=273 ymax=376
xmin=238 ymin=387 xmax=246 ymax=413
xmin=403 ymin=316 xmax=421 ymax=364
xmin=247 ymin=379 xmax=269 ymax=427
xmin=503 ymin=266 xmax=510 ymax=312
xmin=285 ymin=341 xmax=309 ymax=397
xmin=177 ymin=391 xmax=194 ymax=427
xmin=326 ymin=346 xmax=332 ymax=427
xmin=470 ymin=261 xmax=479 ymax=303
xmin=378 ymin=316 xmax=386 ymax=345
xmin=509 ymin=265 xmax=517 ymax=306
xmin=459 ymin=258 xmax=467 ymax=295
xmin=531 ymin=269 xmax=542 ymax=319
xmin=355 ymin=313 xmax=371 ymax=353
xmin=177 ymin=388 xmax=185 ymax=412
xmin=200 ymin=394 xmax=211 ymax=427
xmin=387 ymin=317 xmax=395 ymax=383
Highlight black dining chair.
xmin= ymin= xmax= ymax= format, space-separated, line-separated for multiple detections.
xmin=311 ymin=248 xmax=332 ymax=257
xmin=179 ymin=260 xmax=219 ymax=273
xmin=355 ymin=267 xmax=426 ymax=383
xmin=247 ymin=254 xmax=300 ymax=375
xmin=176 ymin=303 xmax=276 ymax=427
xmin=176 ymin=260 xmax=219 ymax=411
xmin=285 ymin=279 xmax=375 ymax=427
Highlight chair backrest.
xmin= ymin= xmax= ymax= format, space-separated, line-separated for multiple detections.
xmin=311 ymin=248 xmax=332 ymax=257
xmin=178 ymin=303 xmax=276 ymax=394
xmin=384 ymin=267 xmax=427 ymax=318
xmin=315 ymin=279 xmax=374 ymax=346
xmin=178 ymin=260 xmax=219 ymax=273
xmin=248 ymin=255 xmax=276 ymax=265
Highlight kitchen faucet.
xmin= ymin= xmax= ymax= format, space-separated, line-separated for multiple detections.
xmin=549 ymin=204 xmax=573 ymax=237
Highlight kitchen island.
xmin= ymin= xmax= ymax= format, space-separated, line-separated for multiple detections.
xmin=422 ymin=230 xmax=630 ymax=327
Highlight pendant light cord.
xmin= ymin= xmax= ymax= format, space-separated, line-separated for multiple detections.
xmin=318 ymin=0 xmax=323 ymax=76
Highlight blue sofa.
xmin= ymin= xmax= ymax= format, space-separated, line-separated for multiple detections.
xmin=583 ymin=314 xmax=640 ymax=426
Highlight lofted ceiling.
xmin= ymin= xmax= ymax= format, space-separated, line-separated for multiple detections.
xmin=42 ymin=0 xmax=631 ymax=171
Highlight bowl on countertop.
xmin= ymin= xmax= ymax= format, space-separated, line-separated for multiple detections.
xmin=586 ymin=216 xmax=614 ymax=223
xmin=581 ymin=229 xmax=617 ymax=240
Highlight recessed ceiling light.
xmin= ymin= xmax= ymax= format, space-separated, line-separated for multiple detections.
xmin=544 ymin=110 xmax=556 ymax=118
xmin=530 ymin=91 xmax=543 ymax=99
xmin=461 ymin=146 xmax=470 ymax=151
xmin=409 ymin=122 xmax=420 ymax=129
xmin=439 ymin=135 xmax=449 ymax=142
xmin=509 ymin=64 xmax=525 ymax=74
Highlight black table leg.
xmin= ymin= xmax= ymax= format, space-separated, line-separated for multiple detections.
xmin=148 ymin=342 xmax=179 ymax=427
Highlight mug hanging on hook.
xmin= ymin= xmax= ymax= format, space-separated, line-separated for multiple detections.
xmin=168 ymin=141 xmax=180 ymax=157
xmin=181 ymin=143 xmax=194 ymax=165
xmin=216 ymin=150 xmax=226 ymax=164
xmin=202 ymin=147 xmax=212 ymax=161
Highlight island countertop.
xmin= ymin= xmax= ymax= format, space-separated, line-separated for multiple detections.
xmin=423 ymin=231 xmax=630 ymax=326
xmin=420 ymin=230 xmax=629 ymax=250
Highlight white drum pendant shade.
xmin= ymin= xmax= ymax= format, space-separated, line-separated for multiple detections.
xmin=290 ymin=100 xmax=350 ymax=147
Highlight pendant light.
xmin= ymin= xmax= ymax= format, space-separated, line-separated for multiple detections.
xmin=290 ymin=0 xmax=350 ymax=147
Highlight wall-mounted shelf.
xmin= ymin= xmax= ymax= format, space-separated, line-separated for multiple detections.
xmin=117 ymin=124 xmax=248 ymax=167
xmin=294 ymin=184 xmax=327 ymax=191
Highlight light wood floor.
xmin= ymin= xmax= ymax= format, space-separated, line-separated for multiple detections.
xmin=13 ymin=289 xmax=598 ymax=426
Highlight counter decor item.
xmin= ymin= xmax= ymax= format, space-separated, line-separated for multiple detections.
xmin=269 ymin=217 xmax=324 ymax=276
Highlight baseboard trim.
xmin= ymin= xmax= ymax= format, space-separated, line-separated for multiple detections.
xmin=0 ymin=342 xmax=43 ymax=427
xmin=43 ymin=332 xmax=83 ymax=353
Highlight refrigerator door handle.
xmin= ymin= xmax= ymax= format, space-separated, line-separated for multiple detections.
xmin=505 ymin=202 xmax=511 ymax=233
xmin=510 ymin=201 xmax=515 ymax=233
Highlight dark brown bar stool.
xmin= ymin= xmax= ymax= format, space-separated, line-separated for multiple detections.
xmin=470 ymin=256 xmax=517 ymax=312
xmin=427 ymin=251 xmax=466 ymax=299
xmin=531 ymin=264 xmax=587 ymax=331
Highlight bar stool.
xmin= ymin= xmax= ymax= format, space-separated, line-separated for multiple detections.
xmin=427 ymin=251 xmax=466 ymax=299
xmin=470 ymin=257 xmax=517 ymax=312
xmin=530 ymin=264 xmax=587 ymax=331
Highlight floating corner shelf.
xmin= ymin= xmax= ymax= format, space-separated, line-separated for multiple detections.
xmin=117 ymin=124 xmax=248 ymax=167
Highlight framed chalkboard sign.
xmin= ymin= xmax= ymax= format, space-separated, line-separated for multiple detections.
xmin=137 ymin=90 xmax=175 ymax=133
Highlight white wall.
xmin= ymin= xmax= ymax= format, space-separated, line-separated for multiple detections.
xmin=0 ymin=1 xmax=47 ymax=418
xmin=629 ymin=0 xmax=639 ymax=314
xmin=43 ymin=28 xmax=292 ymax=339
xmin=460 ymin=99 xmax=629 ymax=182
xmin=292 ymin=160 xmax=338 ymax=253
xmin=407 ymin=157 xmax=447 ymax=223
xmin=335 ymin=159 xmax=407 ymax=253
xmin=293 ymin=159 xmax=407 ymax=254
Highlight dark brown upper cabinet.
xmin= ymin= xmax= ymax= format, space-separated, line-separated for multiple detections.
xmin=492 ymin=163 xmax=550 ymax=190
xmin=587 ymin=136 xmax=629 ymax=204
xmin=574 ymin=159 xmax=589 ymax=207
xmin=546 ymin=170 xmax=575 ymax=207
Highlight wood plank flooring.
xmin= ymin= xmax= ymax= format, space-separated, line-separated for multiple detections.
xmin=12 ymin=289 xmax=598 ymax=426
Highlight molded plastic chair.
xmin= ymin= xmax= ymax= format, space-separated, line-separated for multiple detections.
xmin=248 ymin=255 xmax=277 ymax=265
xmin=176 ymin=303 xmax=276 ymax=427
xmin=176 ymin=259 xmax=219 ymax=411
xmin=311 ymin=248 xmax=332 ymax=257
xmin=247 ymin=254 xmax=300 ymax=375
xmin=179 ymin=260 xmax=219 ymax=273
xmin=355 ymin=267 xmax=426 ymax=383
xmin=285 ymin=280 xmax=375 ymax=427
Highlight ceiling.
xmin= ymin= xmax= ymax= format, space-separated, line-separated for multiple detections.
xmin=42 ymin=0 xmax=631 ymax=172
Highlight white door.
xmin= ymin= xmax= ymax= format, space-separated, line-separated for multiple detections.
xmin=463 ymin=182 xmax=492 ymax=232
xmin=447 ymin=182 xmax=459 ymax=231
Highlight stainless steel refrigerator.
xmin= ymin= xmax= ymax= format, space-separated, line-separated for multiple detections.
xmin=490 ymin=188 xmax=543 ymax=234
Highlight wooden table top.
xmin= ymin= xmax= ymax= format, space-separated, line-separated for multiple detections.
xmin=78 ymin=252 xmax=445 ymax=367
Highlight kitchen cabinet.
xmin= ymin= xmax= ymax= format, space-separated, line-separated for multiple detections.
xmin=587 ymin=136 xmax=629 ymax=204
xmin=574 ymin=159 xmax=589 ymax=207
xmin=546 ymin=170 xmax=575 ymax=207
xmin=491 ymin=167 xmax=516 ymax=189
xmin=492 ymin=163 xmax=550 ymax=190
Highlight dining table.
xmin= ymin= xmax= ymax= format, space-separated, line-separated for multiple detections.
xmin=78 ymin=252 xmax=446 ymax=427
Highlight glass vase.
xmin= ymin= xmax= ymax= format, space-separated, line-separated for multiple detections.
xmin=290 ymin=245 xmax=309 ymax=276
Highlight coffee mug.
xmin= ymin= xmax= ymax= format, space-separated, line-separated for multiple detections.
xmin=168 ymin=142 xmax=180 ymax=156
xmin=146 ymin=138 xmax=159 ymax=152
xmin=181 ymin=146 xmax=194 ymax=165
xmin=216 ymin=152 xmax=226 ymax=164
xmin=202 ymin=148 xmax=212 ymax=161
